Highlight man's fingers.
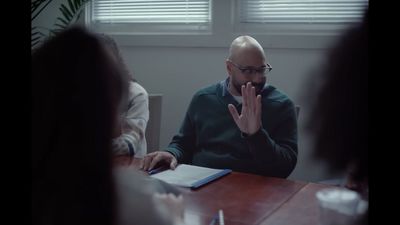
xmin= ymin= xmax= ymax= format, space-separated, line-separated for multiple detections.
xmin=142 ymin=156 xmax=152 ymax=171
xmin=241 ymin=84 xmax=247 ymax=107
xmin=245 ymin=82 xmax=252 ymax=110
xmin=140 ymin=155 xmax=148 ymax=170
xmin=139 ymin=158 xmax=144 ymax=169
xmin=141 ymin=152 xmax=156 ymax=171
xmin=148 ymin=153 xmax=163 ymax=171
xmin=256 ymin=94 xmax=262 ymax=118
xmin=228 ymin=104 xmax=240 ymax=124
xmin=250 ymin=86 xmax=256 ymax=112
xmin=170 ymin=157 xmax=178 ymax=170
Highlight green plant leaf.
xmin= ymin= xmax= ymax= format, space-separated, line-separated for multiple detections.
xmin=75 ymin=10 xmax=84 ymax=22
xmin=32 ymin=31 xmax=44 ymax=37
xmin=32 ymin=40 xmax=41 ymax=48
xmin=55 ymin=0 xmax=90 ymax=30
xmin=32 ymin=0 xmax=53 ymax=21
xmin=32 ymin=0 xmax=92 ymax=50
xmin=49 ymin=29 xmax=62 ymax=36
xmin=58 ymin=16 xmax=70 ymax=26
xmin=31 ymin=0 xmax=48 ymax=14
xmin=31 ymin=26 xmax=45 ymax=49
xmin=31 ymin=36 xmax=41 ymax=42
xmin=60 ymin=4 xmax=73 ymax=21
xmin=37 ymin=0 xmax=92 ymax=49
xmin=54 ymin=18 xmax=69 ymax=29
xmin=73 ymin=0 xmax=80 ymax=11
xmin=77 ymin=0 xmax=90 ymax=11
xmin=67 ymin=0 xmax=76 ymax=14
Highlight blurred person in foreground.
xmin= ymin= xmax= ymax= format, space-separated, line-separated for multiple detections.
xmin=32 ymin=26 xmax=184 ymax=225
xmin=98 ymin=34 xmax=149 ymax=158
xmin=306 ymin=9 xmax=369 ymax=225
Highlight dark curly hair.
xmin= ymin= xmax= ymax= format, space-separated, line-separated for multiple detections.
xmin=97 ymin=33 xmax=137 ymax=82
xmin=307 ymin=9 xmax=368 ymax=182
xmin=32 ymin=26 xmax=129 ymax=225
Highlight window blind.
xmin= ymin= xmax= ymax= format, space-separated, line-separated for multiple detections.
xmin=239 ymin=0 xmax=368 ymax=24
xmin=93 ymin=0 xmax=211 ymax=24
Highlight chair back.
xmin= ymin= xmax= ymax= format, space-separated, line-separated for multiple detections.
xmin=295 ymin=105 xmax=300 ymax=120
xmin=146 ymin=94 xmax=162 ymax=153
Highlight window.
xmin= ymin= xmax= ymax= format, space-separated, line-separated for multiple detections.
xmin=85 ymin=1 xmax=368 ymax=48
xmin=86 ymin=0 xmax=212 ymax=34
xmin=235 ymin=0 xmax=369 ymax=35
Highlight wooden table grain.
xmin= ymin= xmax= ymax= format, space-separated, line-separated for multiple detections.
xmin=114 ymin=157 xmax=332 ymax=225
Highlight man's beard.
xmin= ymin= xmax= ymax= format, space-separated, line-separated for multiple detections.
xmin=232 ymin=79 xmax=266 ymax=96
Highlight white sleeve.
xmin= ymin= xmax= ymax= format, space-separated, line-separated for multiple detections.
xmin=112 ymin=82 xmax=149 ymax=158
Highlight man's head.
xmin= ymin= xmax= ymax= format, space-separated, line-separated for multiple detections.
xmin=226 ymin=35 xmax=271 ymax=96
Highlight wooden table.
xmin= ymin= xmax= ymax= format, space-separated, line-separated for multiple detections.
xmin=114 ymin=157 xmax=332 ymax=225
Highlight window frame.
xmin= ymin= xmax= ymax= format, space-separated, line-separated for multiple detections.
xmin=86 ymin=0 xmax=213 ymax=35
xmin=234 ymin=0 xmax=368 ymax=36
xmin=85 ymin=0 xmax=366 ymax=49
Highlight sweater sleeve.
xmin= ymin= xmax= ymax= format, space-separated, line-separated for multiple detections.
xmin=112 ymin=82 xmax=149 ymax=158
xmin=243 ymin=100 xmax=298 ymax=178
xmin=164 ymin=96 xmax=197 ymax=163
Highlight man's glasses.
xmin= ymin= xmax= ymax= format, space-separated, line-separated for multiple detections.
xmin=228 ymin=60 xmax=272 ymax=76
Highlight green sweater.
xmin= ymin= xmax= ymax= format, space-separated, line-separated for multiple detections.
xmin=165 ymin=79 xmax=298 ymax=178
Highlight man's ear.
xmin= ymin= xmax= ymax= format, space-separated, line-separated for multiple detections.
xmin=226 ymin=60 xmax=233 ymax=75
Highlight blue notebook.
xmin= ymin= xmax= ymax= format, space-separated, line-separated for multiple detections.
xmin=150 ymin=164 xmax=232 ymax=189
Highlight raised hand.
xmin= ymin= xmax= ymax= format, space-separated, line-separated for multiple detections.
xmin=228 ymin=82 xmax=262 ymax=135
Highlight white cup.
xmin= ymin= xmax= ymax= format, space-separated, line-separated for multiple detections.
xmin=316 ymin=188 xmax=361 ymax=225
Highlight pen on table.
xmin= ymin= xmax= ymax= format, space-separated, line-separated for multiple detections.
xmin=209 ymin=209 xmax=224 ymax=225
xmin=148 ymin=166 xmax=167 ymax=175
xmin=218 ymin=209 xmax=224 ymax=225
xmin=209 ymin=213 xmax=218 ymax=225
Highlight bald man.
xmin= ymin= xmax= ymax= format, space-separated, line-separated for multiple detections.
xmin=141 ymin=36 xmax=298 ymax=178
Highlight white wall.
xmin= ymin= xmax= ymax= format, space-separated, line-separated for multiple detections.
xmin=32 ymin=0 xmax=348 ymax=182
